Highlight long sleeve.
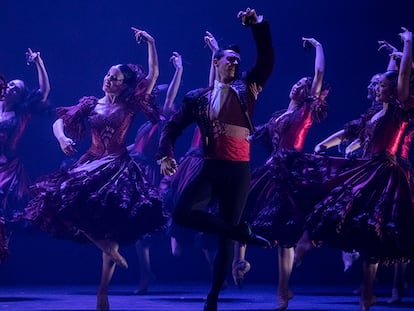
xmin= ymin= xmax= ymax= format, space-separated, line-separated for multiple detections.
xmin=156 ymin=90 xmax=198 ymax=160
xmin=246 ymin=21 xmax=274 ymax=89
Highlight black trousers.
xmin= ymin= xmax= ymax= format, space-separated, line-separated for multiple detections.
xmin=173 ymin=159 xmax=251 ymax=299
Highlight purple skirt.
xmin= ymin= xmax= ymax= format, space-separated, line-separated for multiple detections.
xmin=306 ymin=153 xmax=414 ymax=263
xmin=20 ymin=152 xmax=168 ymax=245
xmin=246 ymin=150 xmax=352 ymax=247
xmin=0 ymin=158 xmax=30 ymax=221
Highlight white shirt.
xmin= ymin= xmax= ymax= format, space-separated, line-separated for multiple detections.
xmin=210 ymin=80 xmax=230 ymax=119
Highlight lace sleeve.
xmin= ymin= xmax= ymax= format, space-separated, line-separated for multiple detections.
xmin=250 ymin=110 xmax=286 ymax=152
xmin=343 ymin=118 xmax=364 ymax=141
xmin=125 ymin=78 xmax=160 ymax=124
xmin=56 ymin=96 xmax=96 ymax=140
xmin=309 ymin=96 xmax=328 ymax=123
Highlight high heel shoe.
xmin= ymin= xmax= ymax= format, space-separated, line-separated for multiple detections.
xmin=359 ymin=295 xmax=376 ymax=311
xmin=96 ymin=294 xmax=109 ymax=311
xmin=232 ymin=260 xmax=251 ymax=289
xmin=275 ymin=288 xmax=293 ymax=311
xmin=387 ymin=288 xmax=402 ymax=304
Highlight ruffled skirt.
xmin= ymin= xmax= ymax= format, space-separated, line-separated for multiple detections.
xmin=246 ymin=150 xmax=351 ymax=247
xmin=20 ymin=152 xmax=168 ymax=245
xmin=0 ymin=158 xmax=29 ymax=221
xmin=306 ymin=153 xmax=414 ymax=263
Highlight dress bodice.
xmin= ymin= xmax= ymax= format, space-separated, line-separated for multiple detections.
xmin=399 ymin=120 xmax=414 ymax=160
xmin=88 ymin=100 xmax=135 ymax=156
xmin=361 ymin=104 xmax=410 ymax=158
xmin=0 ymin=90 xmax=43 ymax=160
xmin=57 ymin=78 xmax=158 ymax=159
xmin=267 ymin=102 xmax=313 ymax=152
xmin=0 ymin=115 xmax=18 ymax=146
xmin=0 ymin=111 xmax=31 ymax=161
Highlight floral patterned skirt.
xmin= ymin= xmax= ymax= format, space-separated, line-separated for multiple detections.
xmin=246 ymin=150 xmax=353 ymax=247
xmin=306 ymin=153 xmax=414 ymax=263
xmin=20 ymin=152 xmax=168 ymax=245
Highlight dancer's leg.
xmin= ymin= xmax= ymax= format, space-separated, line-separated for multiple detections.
xmin=276 ymin=247 xmax=294 ymax=311
xmin=96 ymin=252 xmax=116 ymax=311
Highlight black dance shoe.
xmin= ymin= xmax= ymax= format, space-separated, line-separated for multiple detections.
xmin=233 ymin=222 xmax=272 ymax=248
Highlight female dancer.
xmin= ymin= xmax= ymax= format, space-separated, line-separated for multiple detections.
xmin=129 ymin=51 xmax=183 ymax=294
xmin=295 ymin=27 xmax=413 ymax=311
xmin=314 ymin=42 xmax=413 ymax=302
xmin=0 ymin=49 xmax=50 ymax=260
xmin=20 ymin=28 xmax=167 ymax=311
xmin=314 ymin=41 xmax=400 ymax=273
xmin=233 ymin=37 xmax=328 ymax=310
xmin=163 ymin=32 xmax=222 ymax=285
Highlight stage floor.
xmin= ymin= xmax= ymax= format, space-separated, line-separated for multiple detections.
xmin=0 ymin=282 xmax=412 ymax=311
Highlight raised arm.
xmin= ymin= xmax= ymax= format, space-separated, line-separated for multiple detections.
xmin=26 ymin=48 xmax=50 ymax=103
xmin=163 ymin=52 xmax=183 ymax=116
xmin=302 ymin=38 xmax=325 ymax=98
xmin=378 ymin=40 xmax=414 ymax=71
xmin=397 ymin=27 xmax=412 ymax=107
xmin=378 ymin=40 xmax=400 ymax=71
xmin=204 ymin=31 xmax=219 ymax=87
xmin=237 ymin=7 xmax=274 ymax=88
xmin=131 ymin=27 xmax=159 ymax=94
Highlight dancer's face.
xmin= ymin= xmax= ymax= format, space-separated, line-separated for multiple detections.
xmin=5 ymin=79 xmax=25 ymax=103
xmin=367 ymin=74 xmax=381 ymax=102
xmin=289 ymin=77 xmax=309 ymax=101
xmin=214 ymin=50 xmax=240 ymax=83
xmin=375 ymin=75 xmax=394 ymax=103
xmin=102 ymin=66 xmax=126 ymax=95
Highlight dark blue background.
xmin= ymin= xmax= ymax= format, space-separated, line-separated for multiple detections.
xmin=0 ymin=0 xmax=413 ymax=287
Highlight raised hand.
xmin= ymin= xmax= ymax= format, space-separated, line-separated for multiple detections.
xmin=131 ymin=27 xmax=154 ymax=44
xmin=204 ymin=31 xmax=219 ymax=53
xmin=302 ymin=37 xmax=321 ymax=48
xmin=389 ymin=51 xmax=403 ymax=61
xmin=377 ymin=40 xmax=398 ymax=53
xmin=169 ymin=52 xmax=182 ymax=70
xmin=237 ymin=7 xmax=262 ymax=26
xmin=249 ymin=82 xmax=262 ymax=100
xmin=399 ymin=26 xmax=412 ymax=42
xmin=25 ymin=48 xmax=40 ymax=64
